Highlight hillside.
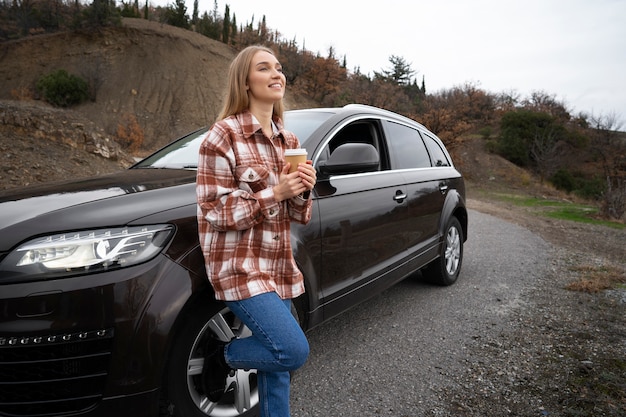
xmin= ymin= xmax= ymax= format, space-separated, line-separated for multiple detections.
xmin=0 ymin=18 xmax=321 ymax=188
xmin=0 ymin=18 xmax=313 ymax=151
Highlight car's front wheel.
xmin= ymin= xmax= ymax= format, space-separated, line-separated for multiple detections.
xmin=161 ymin=304 xmax=259 ymax=417
xmin=422 ymin=216 xmax=463 ymax=286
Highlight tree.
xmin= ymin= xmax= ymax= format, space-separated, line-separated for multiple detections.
xmin=221 ymin=4 xmax=230 ymax=43
xmin=495 ymin=89 xmax=521 ymax=113
xmin=588 ymin=112 xmax=626 ymax=219
xmin=83 ymin=0 xmax=121 ymax=28
xmin=374 ymin=55 xmax=415 ymax=86
xmin=191 ymin=0 xmax=198 ymax=26
xmin=163 ymin=0 xmax=189 ymax=29
xmin=529 ymin=123 xmax=567 ymax=182
xmin=12 ymin=0 xmax=36 ymax=36
xmin=497 ymin=110 xmax=565 ymax=168
xmin=292 ymin=50 xmax=347 ymax=103
xmin=522 ymin=90 xmax=570 ymax=122
xmin=120 ymin=0 xmax=140 ymax=18
xmin=196 ymin=9 xmax=220 ymax=40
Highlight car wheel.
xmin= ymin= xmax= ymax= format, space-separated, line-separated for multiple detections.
xmin=161 ymin=304 xmax=259 ymax=417
xmin=422 ymin=216 xmax=463 ymax=286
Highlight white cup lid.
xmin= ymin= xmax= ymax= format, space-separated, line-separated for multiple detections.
xmin=284 ymin=148 xmax=307 ymax=155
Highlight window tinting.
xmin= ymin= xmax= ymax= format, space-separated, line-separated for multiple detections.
xmin=422 ymin=133 xmax=450 ymax=167
xmin=385 ymin=121 xmax=431 ymax=169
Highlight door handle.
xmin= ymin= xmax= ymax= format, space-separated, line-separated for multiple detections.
xmin=393 ymin=190 xmax=407 ymax=202
xmin=439 ymin=183 xmax=449 ymax=194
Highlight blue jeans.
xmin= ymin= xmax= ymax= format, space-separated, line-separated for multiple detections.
xmin=225 ymin=292 xmax=309 ymax=417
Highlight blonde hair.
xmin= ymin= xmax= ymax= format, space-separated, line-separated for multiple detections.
xmin=217 ymin=45 xmax=285 ymax=121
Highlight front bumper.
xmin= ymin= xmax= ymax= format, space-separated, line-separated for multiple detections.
xmin=0 ymin=255 xmax=197 ymax=417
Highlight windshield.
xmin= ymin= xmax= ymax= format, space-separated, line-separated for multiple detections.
xmin=132 ymin=110 xmax=335 ymax=170
xmin=132 ymin=128 xmax=208 ymax=169
xmin=284 ymin=110 xmax=334 ymax=146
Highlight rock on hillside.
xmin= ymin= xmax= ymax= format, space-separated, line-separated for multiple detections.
xmin=0 ymin=99 xmax=134 ymax=190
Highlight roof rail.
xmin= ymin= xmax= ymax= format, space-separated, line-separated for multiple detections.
xmin=342 ymin=104 xmax=426 ymax=129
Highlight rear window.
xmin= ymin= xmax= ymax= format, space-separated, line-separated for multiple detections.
xmin=422 ymin=133 xmax=451 ymax=167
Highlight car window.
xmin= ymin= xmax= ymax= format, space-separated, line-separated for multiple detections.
xmin=422 ymin=132 xmax=451 ymax=167
xmin=318 ymin=119 xmax=388 ymax=172
xmin=133 ymin=128 xmax=207 ymax=169
xmin=384 ymin=121 xmax=431 ymax=169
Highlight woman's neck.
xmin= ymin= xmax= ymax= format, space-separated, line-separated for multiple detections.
xmin=249 ymin=102 xmax=275 ymax=138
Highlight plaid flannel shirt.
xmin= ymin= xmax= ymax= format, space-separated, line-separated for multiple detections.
xmin=196 ymin=110 xmax=312 ymax=301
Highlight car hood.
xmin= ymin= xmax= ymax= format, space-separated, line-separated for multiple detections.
xmin=0 ymin=169 xmax=197 ymax=251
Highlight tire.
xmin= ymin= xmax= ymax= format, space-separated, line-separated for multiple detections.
xmin=422 ymin=216 xmax=463 ymax=286
xmin=160 ymin=304 xmax=259 ymax=417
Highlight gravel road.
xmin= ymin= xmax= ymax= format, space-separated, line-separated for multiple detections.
xmin=289 ymin=209 xmax=552 ymax=416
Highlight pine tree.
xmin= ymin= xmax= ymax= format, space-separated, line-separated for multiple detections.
xmin=222 ymin=5 xmax=230 ymax=44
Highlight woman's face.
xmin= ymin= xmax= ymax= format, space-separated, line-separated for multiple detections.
xmin=246 ymin=50 xmax=286 ymax=106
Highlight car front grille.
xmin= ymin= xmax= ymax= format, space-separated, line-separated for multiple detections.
xmin=0 ymin=328 xmax=114 ymax=416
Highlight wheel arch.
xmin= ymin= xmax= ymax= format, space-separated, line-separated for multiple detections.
xmin=138 ymin=247 xmax=222 ymax=396
xmin=440 ymin=189 xmax=468 ymax=242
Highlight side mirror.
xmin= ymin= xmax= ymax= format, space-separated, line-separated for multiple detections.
xmin=318 ymin=143 xmax=380 ymax=175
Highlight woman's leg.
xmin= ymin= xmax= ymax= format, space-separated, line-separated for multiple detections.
xmin=225 ymin=292 xmax=309 ymax=417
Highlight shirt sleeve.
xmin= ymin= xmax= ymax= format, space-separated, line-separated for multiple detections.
xmin=287 ymin=193 xmax=313 ymax=225
xmin=197 ymin=124 xmax=279 ymax=232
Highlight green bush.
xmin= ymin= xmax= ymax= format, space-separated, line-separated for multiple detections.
xmin=575 ymin=176 xmax=605 ymax=200
xmin=497 ymin=110 xmax=563 ymax=167
xmin=484 ymin=139 xmax=499 ymax=154
xmin=478 ymin=126 xmax=493 ymax=140
xmin=550 ymin=169 xmax=606 ymax=200
xmin=550 ymin=169 xmax=577 ymax=192
xmin=36 ymin=70 xmax=90 ymax=107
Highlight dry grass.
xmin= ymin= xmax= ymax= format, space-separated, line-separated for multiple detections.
xmin=565 ymin=264 xmax=626 ymax=293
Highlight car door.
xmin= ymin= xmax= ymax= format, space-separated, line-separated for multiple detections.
xmin=383 ymin=120 xmax=447 ymax=267
xmin=310 ymin=118 xmax=414 ymax=320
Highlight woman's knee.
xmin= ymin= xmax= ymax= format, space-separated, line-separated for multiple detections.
xmin=281 ymin=334 xmax=309 ymax=370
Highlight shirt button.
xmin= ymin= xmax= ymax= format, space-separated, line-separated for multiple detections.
xmin=269 ymin=209 xmax=275 ymax=215
xmin=273 ymin=167 xmax=278 ymax=172
xmin=248 ymin=173 xmax=254 ymax=180
xmin=273 ymin=235 xmax=280 ymax=241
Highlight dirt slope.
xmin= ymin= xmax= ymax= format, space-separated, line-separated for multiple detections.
xmin=0 ymin=18 xmax=315 ymax=188
xmin=0 ymin=18 xmax=311 ymax=150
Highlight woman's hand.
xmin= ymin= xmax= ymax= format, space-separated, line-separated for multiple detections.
xmin=297 ymin=160 xmax=316 ymax=191
xmin=273 ymin=161 xmax=316 ymax=202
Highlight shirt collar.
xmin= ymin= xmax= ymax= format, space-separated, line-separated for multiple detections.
xmin=237 ymin=109 xmax=285 ymax=140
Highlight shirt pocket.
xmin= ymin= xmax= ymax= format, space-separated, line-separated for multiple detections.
xmin=236 ymin=165 xmax=270 ymax=193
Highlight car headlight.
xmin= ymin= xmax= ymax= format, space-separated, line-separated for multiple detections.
xmin=1 ymin=225 xmax=174 ymax=282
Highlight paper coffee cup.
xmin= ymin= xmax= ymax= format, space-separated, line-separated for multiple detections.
xmin=284 ymin=148 xmax=307 ymax=173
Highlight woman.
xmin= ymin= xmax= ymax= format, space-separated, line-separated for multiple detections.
xmin=196 ymin=45 xmax=316 ymax=416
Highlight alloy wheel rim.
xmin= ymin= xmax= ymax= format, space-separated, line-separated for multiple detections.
xmin=444 ymin=226 xmax=461 ymax=275
xmin=187 ymin=308 xmax=259 ymax=416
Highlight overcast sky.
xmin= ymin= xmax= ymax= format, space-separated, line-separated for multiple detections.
xmin=174 ymin=0 xmax=626 ymax=123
